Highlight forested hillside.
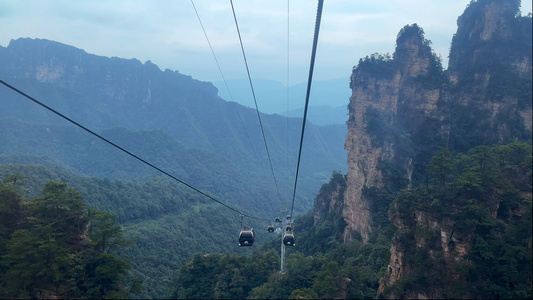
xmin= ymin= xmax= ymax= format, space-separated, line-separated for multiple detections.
xmin=3 ymin=143 xmax=529 ymax=299
xmin=0 ymin=120 xmax=280 ymax=213
xmin=0 ymin=165 xmax=277 ymax=298
xmin=0 ymin=177 xmax=134 ymax=299
xmin=381 ymin=143 xmax=532 ymax=298
xmin=169 ymin=142 xmax=531 ymax=299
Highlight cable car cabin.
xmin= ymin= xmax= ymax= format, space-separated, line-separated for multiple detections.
xmin=239 ymin=227 xmax=255 ymax=246
xmin=267 ymin=225 xmax=275 ymax=233
xmin=283 ymin=232 xmax=295 ymax=246
xmin=286 ymin=223 xmax=293 ymax=232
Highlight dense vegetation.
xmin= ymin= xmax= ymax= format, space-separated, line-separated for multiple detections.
xmin=1 ymin=143 xmax=529 ymax=299
xmin=170 ymin=224 xmax=392 ymax=299
xmin=0 ymin=164 xmax=276 ymax=298
xmin=169 ymin=171 xmax=392 ymax=299
xmin=0 ymin=177 xmax=135 ymax=299
xmin=0 ymin=120 xmax=312 ymax=215
xmin=384 ymin=142 xmax=532 ymax=298
xmin=0 ymin=166 xmax=393 ymax=299
xmin=169 ymin=142 xmax=531 ymax=299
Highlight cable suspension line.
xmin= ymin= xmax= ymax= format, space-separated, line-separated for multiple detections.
xmin=229 ymin=0 xmax=283 ymax=204
xmin=289 ymin=0 xmax=324 ymax=220
xmin=190 ymin=0 xmax=257 ymax=156
xmin=286 ymin=0 xmax=291 ymax=179
xmin=0 ymin=79 xmax=269 ymax=222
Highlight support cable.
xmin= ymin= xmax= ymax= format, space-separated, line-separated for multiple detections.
xmin=0 ymin=79 xmax=269 ymax=222
xmin=286 ymin=0 xmax=291 ymax=179
xmin=229 ymin=0 xmax=283 ymax=204
xmin=289 ymin=0 xmax=324 ymax=220
xmin=190 ymin=0 xmax=257 ymax=156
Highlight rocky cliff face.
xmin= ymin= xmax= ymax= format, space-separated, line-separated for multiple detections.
xmin=343 ymin=24 xmax=446 ymax=243
xmin=447 ymin=0 xmax=532 ymax=146
xmin=377 ymin=152 xmax=532 ymax=298
xmin=340 ymin=0 xmax=531 ymax=297
xmin=343 ymin=0 xmax=531 ymax=242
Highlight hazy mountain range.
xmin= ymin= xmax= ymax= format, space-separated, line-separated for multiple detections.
xmin=0 ymin=37 xmax=348 ymax=215
xmin=213 ymin=77 xmax=350 ymax=125
xmin=0 ymin=38 xmax=351 ymax=297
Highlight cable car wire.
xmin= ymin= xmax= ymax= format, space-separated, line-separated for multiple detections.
xmin=190 ymin=0 xmax=257 ymax=156
xmin=286 ymin=0 xmax=291 ymax=181
xmin=289 ymin=0 xmax=324 ymax=220
xmin=0 ymin=79 xmax=269 ymax=222
xmin=229 ymin=0 xmax=283 ymax=205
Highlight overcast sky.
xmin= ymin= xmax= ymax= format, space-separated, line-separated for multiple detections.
xmin=1 ymin=0 xmax=532 ymax=85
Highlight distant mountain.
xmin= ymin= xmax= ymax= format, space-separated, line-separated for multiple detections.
xmin=0 ymin=37 xmax=348 ymax=215
xmin=282 ymin=104 xmax=348 ymax=126
xmin=212 ymin=77 xmax=351 ymax=117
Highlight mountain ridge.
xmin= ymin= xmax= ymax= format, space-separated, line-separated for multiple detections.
xmin=0 ymin=37 xmax=348 ymax=216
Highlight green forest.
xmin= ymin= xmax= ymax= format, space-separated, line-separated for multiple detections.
xmin=0 ymin=178 xmax=135 ymax=298
xmin=0 ymin=164 xmax=274 ymax=298
xmin=1 ymin=142 xmax=530 ymax=299
xmin=166 ymin=142 xmax=532 ymax=299
xmin=385 ymin=143 xmax=532 ymax=298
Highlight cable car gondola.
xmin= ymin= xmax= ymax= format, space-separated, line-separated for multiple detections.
xmin=285 ymin=223 xmax=293 ymax=232
xmin=267 ymin=224 xmax=275 ymax=233
xmin=283 ymin=232 xmax=295 ymax=246
xmin=239 ymin=227 xmax=255 ymax=246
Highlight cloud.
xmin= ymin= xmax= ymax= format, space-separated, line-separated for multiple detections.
xmin=1 ymin=0 xmax=530 ymax=84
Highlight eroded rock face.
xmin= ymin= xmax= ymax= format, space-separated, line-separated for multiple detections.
xmin=313 ymin=178 xmax=345 ymax=225
xmin=341 ymin=0 xmax=531 ymax=297
xmin=475 ymin=0 xmax=515 ymax=41
xmin=448 ymin=0 xmax=532 ymax=135
xmin=343 ymin=0 xmax=531 ymax=240
xmin=343 ymin=24 xmax=442 ymax=243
